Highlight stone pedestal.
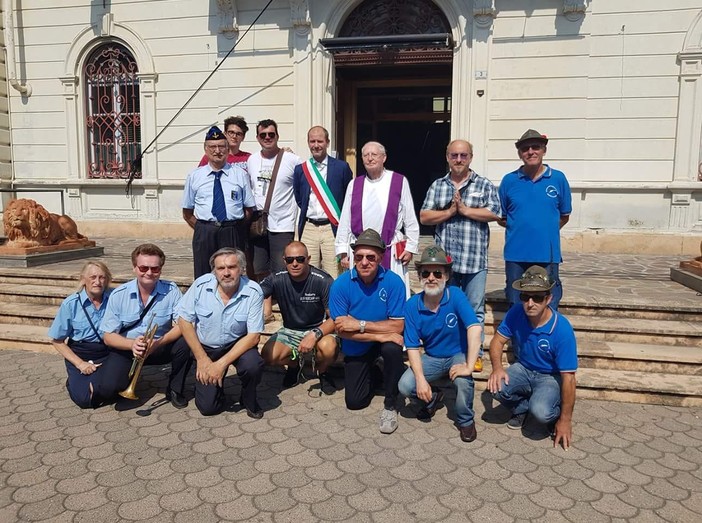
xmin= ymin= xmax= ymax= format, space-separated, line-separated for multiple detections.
xmin=0 ymin=242 xmax=104 ymax=267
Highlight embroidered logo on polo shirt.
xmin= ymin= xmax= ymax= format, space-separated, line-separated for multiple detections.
xmin=379 ymin=288 xmax=388 ymax=302
xmin=545 ymin=185 xmax=558 ymax=198
xmin=537 ymin=339 xmax=552 ymax=352
xmin=445 ymin=313 xmax=458 ymax=328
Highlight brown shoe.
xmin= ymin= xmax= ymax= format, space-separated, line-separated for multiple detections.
xmin=458 ymin=423 xmax=477 ymax=442
xmin=473 ymin=358 xmax=483 ymax=373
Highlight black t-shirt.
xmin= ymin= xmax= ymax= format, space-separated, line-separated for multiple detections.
xmin=260 ymin=267 xmax=333 ymax=330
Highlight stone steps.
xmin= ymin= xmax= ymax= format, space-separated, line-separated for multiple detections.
xmin=1 ymin=267 xmax=701 ymax=406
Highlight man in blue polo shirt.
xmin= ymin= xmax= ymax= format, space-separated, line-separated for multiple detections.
xmin=487 ymin=265 xmax=578 ymax=450
xmin=398 ymin=246 xmax=482 ymax=442
xmin=329 ymin=229 xmax=406 ymax=434
xmin=172 ymin=248 xmax=265 ymax=417
xmin=498 ymin=129 xmax=572 ymax=309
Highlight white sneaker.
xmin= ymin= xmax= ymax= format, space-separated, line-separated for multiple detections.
xmin=379 ymin=408 xmax=398 ymax=434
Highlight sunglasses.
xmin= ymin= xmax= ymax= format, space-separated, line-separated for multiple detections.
xmin=284 ymin=256 xmax=307 ymax=264
xmin=448 ymin=152 xmax=470 ymax=160
xmin=421 ymin=270 xmax=445 ymax=279
xmin=354 ymin=253 xmax=378 ymax=263
xmin=227 ymin=130 xmax=244 ymax=137
xmin=137 ymin=265 xmax=162 ymax=274
xmin=258 ymin=132 xmax=276 ymax=139
xmin=519 ymin=144 xmax=544 ymax=153
xmin=519 ymin=293 xmax=548 ymax=303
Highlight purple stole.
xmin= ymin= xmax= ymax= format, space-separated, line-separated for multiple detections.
xmin=350 ymin=171 xmax=404 ymax=269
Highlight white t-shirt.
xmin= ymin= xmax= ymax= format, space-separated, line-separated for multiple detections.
xmin=247 ymin=150 xmax=301 ymax=233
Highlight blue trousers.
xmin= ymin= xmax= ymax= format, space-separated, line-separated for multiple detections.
xmin=491 ymin=362 xmax=562 ymax=423
xmin=398 ymin=352 xmax=475 ymax=427
xmin=505 ymin=261 xmax=562 ymax=310
xmin=64 ymin=340 xmax=109 ymax=408
xmin=450 ymin=269 xmax=487 ymax=346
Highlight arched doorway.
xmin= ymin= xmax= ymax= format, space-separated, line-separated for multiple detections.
xmin=321 ymin=0 xmax=454 ymax=233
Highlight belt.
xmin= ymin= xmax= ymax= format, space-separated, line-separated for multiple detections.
xmin=306 ymin=218 xmax=330 ymax=226
xmin=198 ymin=219 xmax=242 ymax=228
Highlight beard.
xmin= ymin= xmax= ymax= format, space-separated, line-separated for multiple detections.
xmin=422 ymin=279 xmax=446 ymax=297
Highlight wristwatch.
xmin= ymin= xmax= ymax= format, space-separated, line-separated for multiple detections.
xmin=312 ymin=327 xmax=323 ymax=340
xmin=359 ymin=320 xmax=366 ymax=334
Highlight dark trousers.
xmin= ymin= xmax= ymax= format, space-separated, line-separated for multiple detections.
xmin=95 ymin=340 xmax=181 ymax=402
xmin=344 ymin=341 xmax=404 ymax=411
xmin=170 ymin=337 xmax=264 ymax=416
xmin=65 ymin=340 xmax=109 ymax=409
xmin=193 ymin=220 xmax=246 ymax=279
xmin=252 ymin=231 xmax=295 ymax=275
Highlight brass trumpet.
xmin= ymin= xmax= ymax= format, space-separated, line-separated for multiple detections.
xmin=119 ymin=315 xmax=158 ymax=400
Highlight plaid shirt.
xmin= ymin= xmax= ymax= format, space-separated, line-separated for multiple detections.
xmin=421 ymin=171 xmax=501 ymax=274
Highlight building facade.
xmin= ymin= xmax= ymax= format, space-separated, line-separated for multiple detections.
xmin=2 ymin=0 xmax=702 ymax=254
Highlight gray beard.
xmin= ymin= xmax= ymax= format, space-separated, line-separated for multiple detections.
xmin=422 ymin=280 xmax=446 ymax=297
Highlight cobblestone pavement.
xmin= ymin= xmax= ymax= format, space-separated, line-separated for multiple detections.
xmin=1 ymin=349 xmax=701 ymax=522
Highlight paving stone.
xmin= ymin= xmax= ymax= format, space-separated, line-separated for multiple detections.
xmin=64 ymin=485 xmax=110 ymax=511
xmin=11 ymin=478 xmax=57 ymax=503
xmin=204 ymin=449 xmax=243 ymax=468
xmin=590 ymin=492 xmax=639 ymax=518
xmin=500 ymin=493 xmax=547 ymax=519
xmin=289 ymin=479 xmax=334 ymax=504
xmin=173 ymin=503 xmax=220 ymax=523
xmin=145 ymin=474 xmax=187 ymax=496
xmin=309 ymin=494 xmax=357 ymax=521
xmin=16 ymin=494 xmax=67 ymax=522
xmin=436 ymin=486 xmax=483 ymax=512
xmin=253 ymin=488 xmax=297 ymax=513
xmin=160 ymin=487 xmax=203 ymax=512
xmin=215 ymin=495 xmax=261 ymax=521
xmin=272 ymin=503 xmax=315 ymax=523
xmin=117 ymin=493 xmax=163 ymax=521
xmin=530 ymin=485 xmax=576 ymax=511
xmin=563 ymin=500 xmax=612 ymax=523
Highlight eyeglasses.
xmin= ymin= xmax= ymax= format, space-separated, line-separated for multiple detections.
xmin=227 ymin=130 xmax=244 ymax=137
xmin=258 ymin=132 xmax=276 ymax=139
xmin=519 ymin=144 xmax=544 ymax=153
xmin=206 ymin=145 xmax=228 ymax=151
xmin=284 ymin=256 xmax=307 ymax=264
xmin=448 ymin=152 xmax=470 ymax=160
xmin=354 ymin=253 xmax=378 ymax=263
xmin=136 ymin=265 xmax=162 ymax=274
xmin=421 ymin=270 xmax=445 ymax=279
xmin=519 ymin=293 xmax=548 ymax=303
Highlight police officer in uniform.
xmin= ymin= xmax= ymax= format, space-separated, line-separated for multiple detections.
xmin=182 ymin=126 xmax=256 ymax=279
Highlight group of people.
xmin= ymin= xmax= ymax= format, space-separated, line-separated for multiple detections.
xmin=48 ymin=118 xmax=578 ymax=449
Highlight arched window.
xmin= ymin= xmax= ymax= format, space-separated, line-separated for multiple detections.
xmin=83 ymin=42 xmax=141 ymax=179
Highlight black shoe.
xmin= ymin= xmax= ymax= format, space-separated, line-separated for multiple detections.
xmin=319 ymin=372 xmax=337 ymax=396
xmin=507 ymin=412 xmax=527 ymax=430
xmin=459 ymin=422 xmax=477 ymax=442
xmin=283 ymin=365 xmax=299 ymax=388
xmin=245 ymin=405 xmax=264 ymax=419
xmin=167 ymin=388 xmax=188 ymax=409
xmin=417 ymin=391 xmax=444 ymax=422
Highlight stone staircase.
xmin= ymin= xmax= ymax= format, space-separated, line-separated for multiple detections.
xmin=1 ymin=268 xmax=701 ymax=406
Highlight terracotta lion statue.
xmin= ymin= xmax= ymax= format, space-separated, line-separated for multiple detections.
xmin=3 ymin=198 xmax=88 ymax=248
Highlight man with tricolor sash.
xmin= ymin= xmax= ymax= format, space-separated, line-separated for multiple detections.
xmin=293 ymin=126 xmax=353 ymax=277
xmin=335 ymin=141 xmax=420 ymax=298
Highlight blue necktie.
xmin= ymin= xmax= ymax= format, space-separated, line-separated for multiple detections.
xmin=211 ymin=171 xmax=227 ymax=222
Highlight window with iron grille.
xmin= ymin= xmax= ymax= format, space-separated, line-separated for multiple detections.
xmin=84 ymin=42 xmax=141 ymax=179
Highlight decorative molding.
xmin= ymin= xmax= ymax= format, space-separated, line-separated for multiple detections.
xmin=473 ymin=0 xmax=496 ymax=28
xmin=290 ymin=0 xmax=310 ymax=30
xmin=563 ymin=0 xmax=587 ymax=22
xmin=216 ymin=0 xmax=239 ymax=39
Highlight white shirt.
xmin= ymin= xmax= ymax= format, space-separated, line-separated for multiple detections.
xmin=335 ymin=169 xmax=420 ymax=256
xmin=247 ymin=150 xmax=301 ymax=233
xmin=306 ymin=157 xmax=328 ymax=221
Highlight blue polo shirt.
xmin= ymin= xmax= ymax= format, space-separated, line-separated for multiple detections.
xmin=48 ymin=288 xmax=112 ymax=342
xmin=100 ymin=279 xmax=182 ymax=339
xmin=497 ymin=304 xmax=578 ymax=374
xmin=177 ymin=274 xmax=264 ymax=347
xmin=499 ymin=165 xmax=572 ymax=263
xmin=182 ymin=162 xmax=255 ymax=221
xmin=404 ymin=286 xmax=479 ymax=358
xmin=329 ymin=266 xmax=406 ymax=357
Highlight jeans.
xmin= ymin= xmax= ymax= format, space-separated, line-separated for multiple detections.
xmin=505 ymin=261 xmax=562 ymax=310
xmin=450 ymin=269 xmax=487 ymax=346
xmin=491 ymin=361 xmax=562 ymax=423
xmin=398 ymin=352 xmax=475 ymax=427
